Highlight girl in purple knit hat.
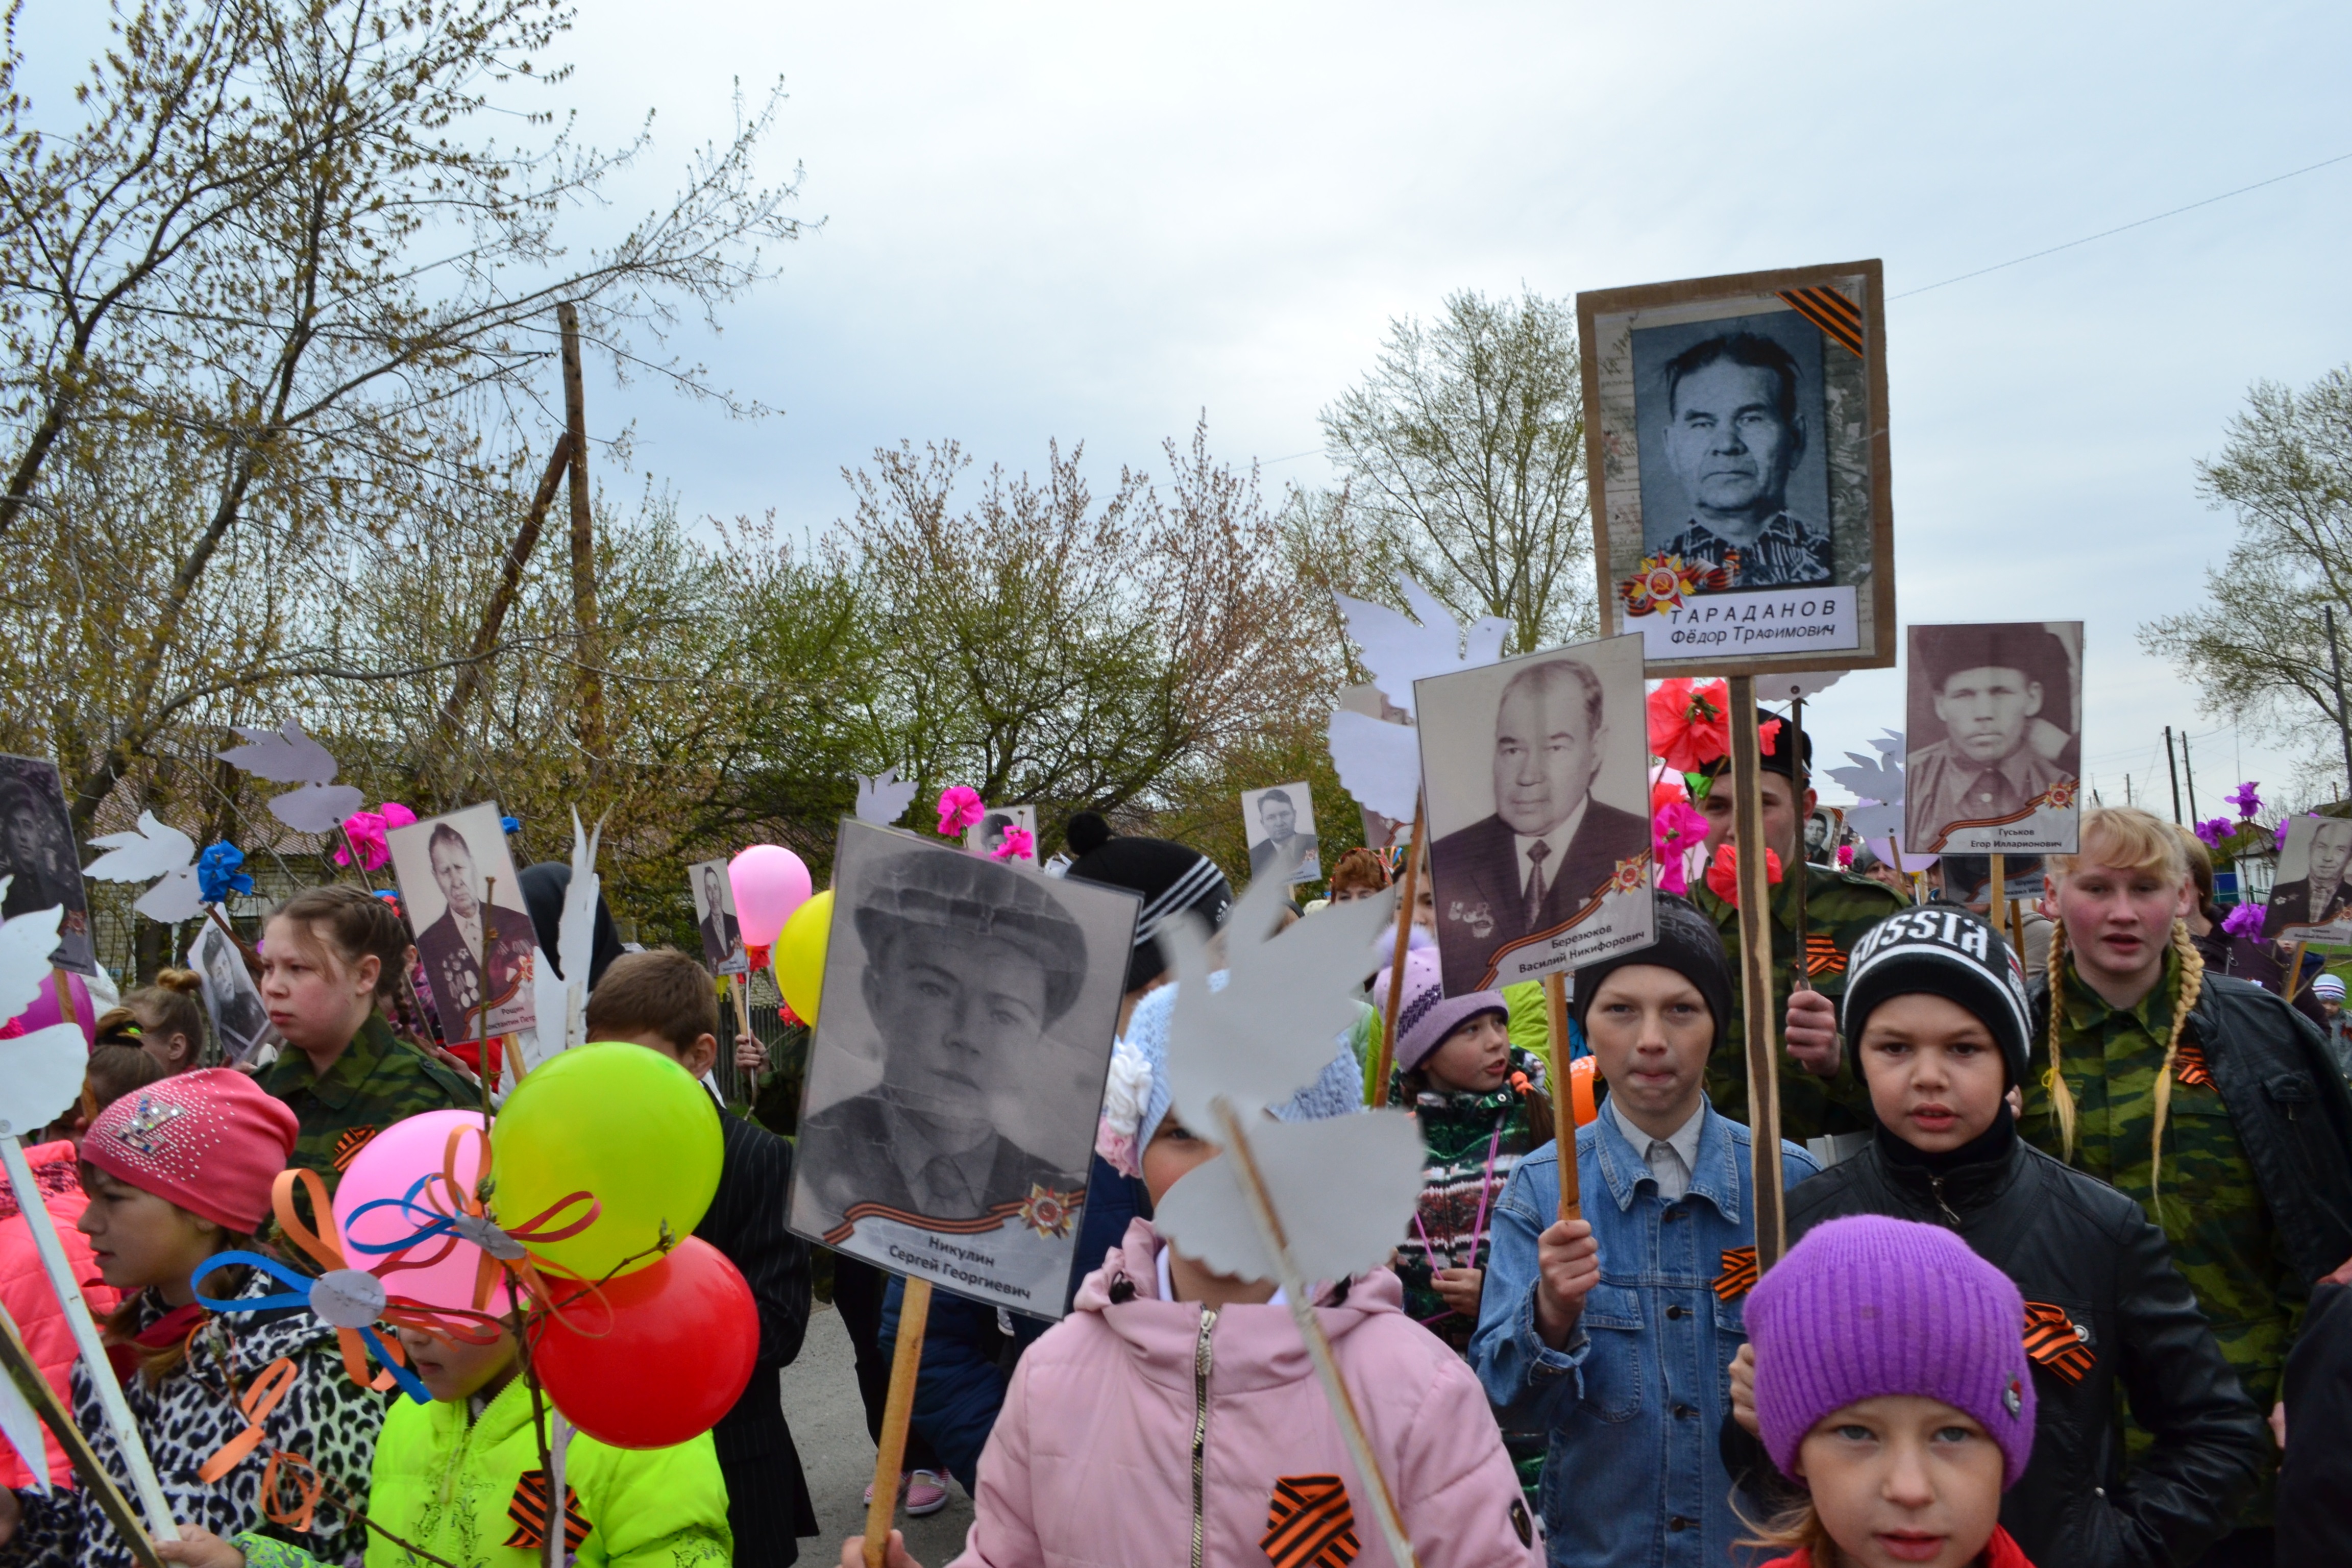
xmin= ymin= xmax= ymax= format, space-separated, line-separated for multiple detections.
xmin=1744 ymin=1214 xmax=2040 ymax=1568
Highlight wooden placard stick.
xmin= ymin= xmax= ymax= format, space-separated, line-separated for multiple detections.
xmin=1788 ymin=695 xmax=1810 ymax=993
xmin=1368 ymin=795 xmax=1427 ymax=1106
xmin=1988 ymin=853 xmax=2005 ymax=940
xmin=1542 ymin=971 xmax=1579 ymax=1222
xmin=862 ymin=1276 xmax=934 ymax=1568
xmin=1213 ymin=1100 xmax=1421 ymax=1568
xmin=0 ymin=1135 xmax=179 ymax=1545
xmin=2286 ymin=941 xmax=2311 ymax=1004
xmin=729 ymin=973 xmax=757 ymax=1104
xmin=1727 ymin=682 xmax=1787 ymax=1271
xmin=0 ymin=1305 xmax=167 ymax=1568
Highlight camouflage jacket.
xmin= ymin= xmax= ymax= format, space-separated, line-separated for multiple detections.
xmin=2021 ymin=957 xmax=2352 ymax=1523
xmin=256 ymin=1012 xmax=481 ymax=1194
xmin=1694 ymin=863 xmax=1908 ymax=1144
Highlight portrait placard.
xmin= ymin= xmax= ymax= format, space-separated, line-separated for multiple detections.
xmin=1412 ymin=631 xmax=1656 ymax=993
xmin=1581 ymin=260 xmax=1894 ymax=674
xmin=186 ymin=923 xmax=277 ymax=1064
xmin=385 ymin=801 xmax=536 ymax=1044
xmin=2265 ymin=815 xmax=2352 ymax=946
xmin=965 ymin=804 xmax=1040 ymax=868
xmin=0 ymin=754 xmax=94 ymax=973
xmin=789 ymin=820 xmax=1139 ymax=1316
xmin=1903 ymin=622 xmax=2082 ymax=855
xmin=687 ymin=857 xmax=748 ymax=976
xmin=1241 ymin=781 xmax=1321 ymax=885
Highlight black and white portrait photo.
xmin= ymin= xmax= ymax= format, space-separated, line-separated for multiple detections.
xmin=0 ymin=754 xmax=93 ymax=973
xmin=1633 ymin=314 xmax=1830 ymax=590
xmin=385 ymin=801 xmax=537 ymax=1042
xmin=789 ymin=820 xmax=1137 ymax=1317
xmin=1412 ymin=632 xmax=1656 ymax=995
xmin=1241 ymin=781 xmax=1321 ymax=885
xmin=188 ymin=923 xmax=274 ymax=1062
xmin=1582 ymin=261 xmax=1893 ymax=673
xmin=965 ymin=803 xmax=1040 ymax=868
xmin=1904 ymin=622 xmax=2082 ymax=855
xmin=2266 ymin=815 xmax=2352 ymax=944
xmin=687 ymin=857 xmax=748 ymax=976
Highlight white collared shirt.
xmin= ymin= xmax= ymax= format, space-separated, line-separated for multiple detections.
xmin=1513 ymin=797 xmax=1589 ymax=904
xmin=1607 ymin=1095 xmax=1706 ymax=1203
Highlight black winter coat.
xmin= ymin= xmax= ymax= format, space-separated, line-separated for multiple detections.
xmin=1726 ymin=1125 xmax=2268 ymax=1568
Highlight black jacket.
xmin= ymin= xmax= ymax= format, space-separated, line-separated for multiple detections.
xmin=2278 ymin=1281 xmax=2352 ymax=1563
xmin=2029 ymin=969 xmax=2352 ymax=1289
xmin=1726 ymin=1124 xmax=2267 ymax=1568
xmin=695 ymin=1102 xmax=818 ymax=1564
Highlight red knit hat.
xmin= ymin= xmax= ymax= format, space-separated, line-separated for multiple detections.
xmin=83 ymin=1068 xmax=300 ymax=1234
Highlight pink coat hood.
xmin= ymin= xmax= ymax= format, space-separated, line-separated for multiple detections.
xmin=947 ymin=1218 xmax=1540 ymax=1568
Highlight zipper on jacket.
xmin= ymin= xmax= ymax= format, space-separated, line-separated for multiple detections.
xmin=1191 ymin=1307 xmax=1217 ymax=1568
xmin=1925 ymin=1172 xmax=1962 ymax=1228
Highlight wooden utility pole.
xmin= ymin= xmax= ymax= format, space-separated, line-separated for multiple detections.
xmin=557 ymin=303 xmax=606 ymax=759
xmin=435 ymin=432 xmax=576 ymax=761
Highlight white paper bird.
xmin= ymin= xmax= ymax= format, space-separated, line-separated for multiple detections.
xmin=1827 ymin=732 xmax=1907 ymax=841
xmin=1326 ymin=709 xmax=1422 ymax=824
xmin=0 ymin=898 xmax=99 ymax=1139
xmin=1333 ymin=576 xmax=1512 ymax=719
xmin=215 ymin=720 xmax=362 ymax=835
xmin=1150 ymin=876 xmax=1427 ymax=1284
xmin=84 ymin=812 xmax=205 ymax=924
xmin=854 ymin=768 xmax=919 ymax=828
xmin=523 ymin=810 xmax=603 ymax=1072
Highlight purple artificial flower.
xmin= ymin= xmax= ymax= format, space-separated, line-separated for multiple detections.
xmin=2193 ymin=817 xmax=2235 ymax=849
xmin=2221 ymin=903 xmax=2266 ymax=940
xmin=2226 ymin=780 xmax=2262 ymax=819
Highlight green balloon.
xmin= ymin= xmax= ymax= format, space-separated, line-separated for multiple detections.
xmin=489 ymin=1042 xmax=722 ymax=1281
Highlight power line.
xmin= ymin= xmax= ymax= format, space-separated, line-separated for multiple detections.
xmin=1891 ymin=149 xmax=2352 ymax=300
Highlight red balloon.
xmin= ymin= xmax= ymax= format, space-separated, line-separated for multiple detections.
xmin=530 ymin=1238 xmax=756 ymax=1449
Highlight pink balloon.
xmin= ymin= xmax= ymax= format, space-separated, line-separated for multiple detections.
xmin=333 ymin=1108 xmax=495 ymax=1314
xmin=727 ymin=845 xmax=812 ymax=948
xmin=6 ymin=971 xmax=96 ymax=1050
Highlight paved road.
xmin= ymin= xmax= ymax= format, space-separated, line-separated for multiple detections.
xmin=781 ymin=1302 xmax=976 ymax=1564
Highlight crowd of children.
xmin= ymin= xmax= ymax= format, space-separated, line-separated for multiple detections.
xmin=4 ymin=763 xmax=2350 ymax=1568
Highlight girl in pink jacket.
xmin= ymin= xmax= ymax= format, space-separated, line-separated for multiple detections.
xmin=847 ymin=985 xmax=1542 ymax=1568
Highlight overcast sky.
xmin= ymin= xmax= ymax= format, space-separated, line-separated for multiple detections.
xmin=31 ymin=3 xmax=2352 ymax=813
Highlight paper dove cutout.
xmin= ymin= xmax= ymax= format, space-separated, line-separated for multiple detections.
xmin=1751 ymin=668 xmax=1848 ymax=702
xmin=1826 ymin=731 xmax=1908 ymax=841
xmin=855 ymin=768 xmax=919 ymax=827
xmin=524 ymin=810 xmax=603 ymax=1072
xmin=0 ymin=900 xmax=99 ymax=1137
xmin=84 ymin=812 xmax=205 ymax=924
xmin=1326 ymin=709 xmax=1421 ymax=824
xmin=216 ymin=720 xmax=363 ymax=834
xmin=1333 ymin=576 xmax=1512 ymax=719
xmin=1151 ymin=876 xmax=1426 ymax=1284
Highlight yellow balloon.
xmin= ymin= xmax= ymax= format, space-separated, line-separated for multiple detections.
xmin=774 ymin=888 xmax=832 ymax=1024
xmin=489 ymin=1042 xmax=722 ymax=1280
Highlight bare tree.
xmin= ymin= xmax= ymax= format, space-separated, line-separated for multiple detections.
xmin=1320 ymin=287 xmax=1592 ymax=651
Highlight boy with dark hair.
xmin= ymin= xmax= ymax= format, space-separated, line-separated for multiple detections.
xmin=585 ymin=949 xmax=818 ymax=1567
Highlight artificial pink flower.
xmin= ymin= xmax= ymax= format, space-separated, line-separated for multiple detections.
xmin=2221 ymin=902 xmax=2266 ymax=940
xmin=991 ymin=825 xmax=1035 ymax=863
xmin=1652 ymin=801 xmax=1711 ymax=896
xmin=936 ymin=786 xmax=984 ymax=838
xmin=332 ymin=801 xmax=416 ymax=870
xmin=1836 ymin=842 xmax=1855 ymax=869
xmin=2226 ymin=780 xmax=2262 ymax=819
xmin=1704 ymin=843 xmax=1783 ymax=906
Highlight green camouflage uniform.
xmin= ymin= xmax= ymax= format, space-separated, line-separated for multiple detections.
xmin=256 ymin=1012 xmax=482 ymax=1195
xmin=1694 ymin=863 xmax=1906 ymax=1144
xmin=2019 ymin=953 xmax=2296 ymax=1525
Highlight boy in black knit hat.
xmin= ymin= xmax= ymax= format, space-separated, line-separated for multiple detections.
xmin=1724 ymin=904 xmax=2267 ymax=1568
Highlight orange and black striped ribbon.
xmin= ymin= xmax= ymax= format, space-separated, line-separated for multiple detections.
xmin=2021 ymin=1302 xmax=2094 ymax=1383
xmin=1262 ymin=1474 xmax=1360 ymax=1568
xmin=1714 ymin=1247 xmax=1759 ymax=1302
xmin=505 ymin=1468 xmax=592 ymax=1553
xmin=2173 ymin=1040 xmax=2215 ymax=1089
xmin=1777 ymin=286 xmax=1865 ymax=357
xmin=332 ymin=1126 xmax=378 ymax=1170
xmin=1802 ymin=934 xmax=1848 ymax=978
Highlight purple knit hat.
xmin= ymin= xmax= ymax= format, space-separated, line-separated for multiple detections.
xmin=1370 ymin=948 xmax=1507 ymax=1075
xmin=1746 ymin=1214 xmax=2036 ymax=1489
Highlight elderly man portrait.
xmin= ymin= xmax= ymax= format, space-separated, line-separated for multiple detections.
xmin=1907 ymin=624 xmax=2075 ymax=850
xmin=1649 ymin=330 xmax=1831 ymax=590
xmin=2267 ymin=816 xmax=2352 ymax=940
xmin=1427 ymin=657 xmax=1645 ymax=995
xmin=1247 ymin=787 xmax=1319 ymax=883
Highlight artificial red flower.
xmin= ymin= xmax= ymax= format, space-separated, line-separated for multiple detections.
xmin=1704 ymin=843 xmax=1783 ymax=905
xmin=1650 ymin=772 xmax=1690 ymax=816
xmin=1758 ymin=717 xmax=1781 ymax=756
xmin=1648 ymin=678 xmax=1732 ymax=773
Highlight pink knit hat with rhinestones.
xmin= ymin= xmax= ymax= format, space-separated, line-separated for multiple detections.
xmin=83 ymin=1069 xmax=299 ymax=1234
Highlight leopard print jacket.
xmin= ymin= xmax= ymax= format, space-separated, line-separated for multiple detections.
xmin=2 ymin=1269 xmax=386 ymax=1568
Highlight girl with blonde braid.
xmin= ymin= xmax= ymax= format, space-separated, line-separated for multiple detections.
xmin=2020 ymin=806 xmax=2352 ymax=1566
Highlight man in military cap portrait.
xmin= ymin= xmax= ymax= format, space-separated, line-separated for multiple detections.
xmin=794 ymin=841 xmax=1094 ymax=1233
xmin=1906 ymin=622 xmax=2079 ymax=853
